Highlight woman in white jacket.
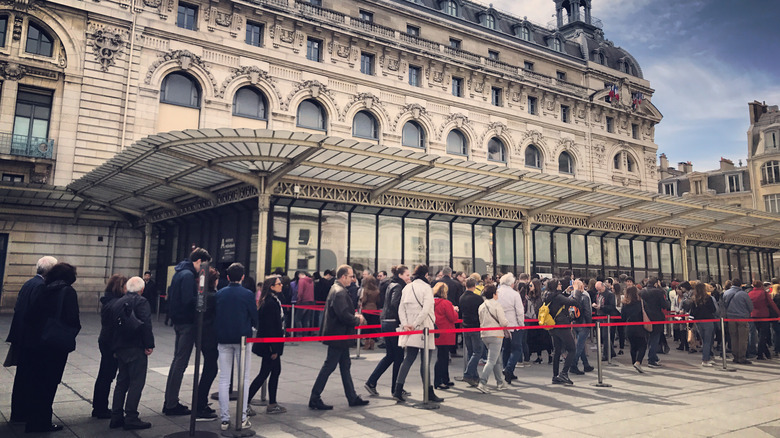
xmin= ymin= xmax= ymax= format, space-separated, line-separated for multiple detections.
xmin=393 ymin=264 xmax=442 ymax=404
xmin=477 ymin=284 xmax=509 ymax=393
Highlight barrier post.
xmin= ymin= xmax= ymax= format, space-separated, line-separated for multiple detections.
xmin=717 ymin=318 xmax=736 ymax=373
xmin=591 ymin=321 xmax=612 ymax=388
xmin=287 ymin=304 xmax=298 ymax=346
xmin=354 ymin=327 xmax=365 ymax=360
xmin=606 ymin=315 xmax=616 ymax=366
xmin=413 ymin=328 xmax=440 ymax=410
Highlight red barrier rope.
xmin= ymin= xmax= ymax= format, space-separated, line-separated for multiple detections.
xmin=286 ymin=324 xmax=381 ymax=333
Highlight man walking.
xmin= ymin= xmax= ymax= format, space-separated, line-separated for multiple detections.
xmin=592 ymin=281 xmax=617 ymax=360
xmin=640 ymin=277 xmax=670 ymax=367
xmin=109 ymin=276 xmax=154 ymax=430
xmin=6 ymin=256 xmax=57 ymax=423
xmin=723 ymin=278 xmax=753 ymax=364
xmin=163 ymin=247 xmax=211 ymax=416
xmin=215 ymin=263 xmax=257 ymax=431
xmin=142 ymin=271 xmax=158 ymax=314
xmin=309 ymin=265 xmax=369 ymax=410
xmin=459 ymin=278 xmax=484 ymax=386
xmin=497 ymin=273 xmax=524 ymax=384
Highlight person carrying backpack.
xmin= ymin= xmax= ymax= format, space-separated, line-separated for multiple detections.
xmin=541 ymin=279 xmax=578 ymax=385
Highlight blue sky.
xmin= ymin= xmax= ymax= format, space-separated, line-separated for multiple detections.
xmin=491 ymin=0 xmax=780 ymax=171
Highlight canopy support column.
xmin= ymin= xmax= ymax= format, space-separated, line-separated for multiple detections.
xmin=142 ymin=222 xmax=152 ymax=273
xmin=523 ymin=219 xmax=532 ymax=274
xmin=680 ymin=235 xmax=689 ymax=281
xmin=256 ymin=191 xmax=271 ymax=282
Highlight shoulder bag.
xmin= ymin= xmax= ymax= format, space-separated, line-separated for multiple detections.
xmin=488 ymin=306 xmax=511 ymax=338
xmin=412 ymin=284 xmax=439 ymax=338
xmin=640 ymin=299 xmax=653 ymax=332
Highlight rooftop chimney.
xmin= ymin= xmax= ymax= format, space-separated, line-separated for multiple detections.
xmin=678 ymin=162 xmax=693 ymax=174
xmin=659 ymin=153 xmax=669 ymax=170
xmin=720 ymin=157 xmax=734 ymax=171
xmin=749 ymin=100 xmax=768 ymax=124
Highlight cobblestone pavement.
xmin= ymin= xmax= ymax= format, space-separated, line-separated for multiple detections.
xmin=2 ymin=314 xmax=780 ymax=437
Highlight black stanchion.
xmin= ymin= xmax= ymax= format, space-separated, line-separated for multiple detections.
xmin=606 ymin=316 xmax=617 ymax=367
xmin=717 ymin=317 xmax=737 ymax=373
xmin=413 ymin=328 xmax=440 ymax=410
xmin=165 ymin=262 xmax=218 ymax=438
xmin=591 ymin=321 xmax=612 ymax=388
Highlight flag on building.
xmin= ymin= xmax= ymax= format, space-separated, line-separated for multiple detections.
xmin=607 ymin=84 xmax=620 ymax=102
xmin=632 ymin=92 xmax=643 ymax=110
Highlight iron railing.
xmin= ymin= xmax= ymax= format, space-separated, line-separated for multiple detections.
xmin=0 ymin=132 xmax=54 ymax=159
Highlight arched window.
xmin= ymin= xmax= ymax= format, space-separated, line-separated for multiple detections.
xmin=352 ymin=110 xmax=378 ymax=140
xmin=613 ymin=153 xmax=621 ymax=169
xmin=443 ymin=0 xmax=458 ymax=16
xmin=762 ymin=161 xmax=780 ymax=185
xmin=622 ymin=62 xmax=631 ymax=74
xmin=297 ymin=99 xmax=327 ymax=130
xmin=232 ymin=87 xmax=267 ymax=120
xmin=160 ymin=72 xmax=200 ymax=108
xmin=485 ymin=14 xmax=496 ymax=29
xmin=525 ymin=144 xmax=541 ymax=169
xmin=26 ymin=23 xmax=53 ymax=57
xmin=446 ymin=129 xmax=467 ymax=155
xmin=0 ymin=16 xmax=8 ymax=48
xmin=559 ymin=152 xmax=574 ymax=174
xmin=626 ymin=155 xmax=635 ymax=172
xmin=518 ymin=26 xmax=530 ymax=41
xmin=553 ymin=38 xmax=562 ymax=52
xmin=487 ymin=138 xmax=506 ymax=163
xmin=402 ymin=121 xmax=425 ymax=148
xmin=598 ymin=52 xmax=605 ymax=65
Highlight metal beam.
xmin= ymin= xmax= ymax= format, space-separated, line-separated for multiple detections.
xmin=265 ymin=146 xmax=323 ymax=189
xmin=158 ymin=149 xmax=261 ymax=188
xmin=683 ymin=214 xmax=745 ymax=234
xmin=526 ymin=188 xmax=596 ymax=218
xmin=123 ymin=169 xmax=219 ymax=203
xmin=587 ymin=197 xmax=658 ymax=225
xmin=454 ymin=178 xmax=522 ymax=211
xmin=639 ymin=207 xmax=703 ymax=230
xmin=728 ymin=221 xmax=776 ymax=237
xmin=370 ymin=161 xmax=436 ymax=202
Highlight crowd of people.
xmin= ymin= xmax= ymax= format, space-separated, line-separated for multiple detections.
xmin=6 ymin=250 xmax=780 ymax=433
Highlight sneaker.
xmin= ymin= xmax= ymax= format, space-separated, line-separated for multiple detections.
xmin=266 ymin=404 xmax=287 ymax=414
xmin=241 ymin=419 xmax=251 ymax=430
xmin=570 ymin=367 xmax=584 ymax=375
xmin=516 ymin=363 xmax=525 ymax=368
xmin=364 ymin=382 xmax=379 ymax=396
xmin=464 ymin=377 xmax=479 ymax=387
xmin=551 ymin=376 xmax=565 ymax=385
xmin=195 ymin=408 xmax=217 ymax=422
xmin=246 ymin=407 xmax=256 ymax=417
xmin=221 ymin=421 xmax=230 ymax=431
xmin=633 ymin=362 xmax=644 ymax=374
xmin=647 ymin=361 xmax=662 ymax=368
xmin=496 ymin=381 xmax=508 ymax=391
xmin=701 ymin=361 xmax=713 ymax=367
xmin=402 ymin=390 xmax=412 ymax=397
xmin=162 ymin=403 xmax=191 ymax=416
xmin=392 ymin=390 xmax=406 ymax=403
xmin=583 ymin=365 xmax=595 ymax=372
xmin=476 ymin=383 xmax=491 ymax=394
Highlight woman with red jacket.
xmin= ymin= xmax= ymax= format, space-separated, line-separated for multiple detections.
xmin=433 ymin=282 xmax=459 ymax=390
xmin=749 ymin=280 xmax=780 ymax=360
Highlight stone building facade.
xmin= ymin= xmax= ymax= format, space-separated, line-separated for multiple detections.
xmin=747 ymin=101 xmax=780 ymax=215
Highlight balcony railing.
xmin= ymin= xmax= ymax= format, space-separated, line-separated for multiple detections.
xmin=0 ymin=132 xmax=54 ymax=159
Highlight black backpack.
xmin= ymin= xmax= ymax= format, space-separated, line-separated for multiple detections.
xmin=113 ymin=296 xmax=144 ymax=337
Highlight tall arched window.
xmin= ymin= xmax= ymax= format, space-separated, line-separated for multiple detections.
xmin=762 ymin=161 xmax=780 ymax=185
xmin=443 ymin=0 xmax=458 ymax=16
xmin=402 ymin=121 xmax=425 ymax=148
xmin=558 ymin=151 xmax=574 ymax=174
xmin=487 ymin=138 xmax=506 ymax=163
xmin=525 ymin=144 xmax=541 ymax=169
xmin=26 ymin=23 xmax=53 ymax=57
xmin=613 ymin=153 xmax=621 ymax=169
xmin=297 ymin=99 xmax=327 ymax=130
xmin=160 ymin=72 xmax=201 ymax=108
xmin=232 ymin=86 xmax=267 ymax=120
xmin=626 ymin=155 xmax=635 ymax=172
xmin=598 ymin=52 xmax=605 ymax=65
xmin=446 ymin=129 xmax=467 ymax=155
xmin=518 ymin=26 xmax=530 ymax=41
xmin=353 ymin=110 xmax=378 ymax=140
xmin=553 ymin=38 xmax=562 ymax=52
xmin=485 ymin=14 xmax=496 ymax=29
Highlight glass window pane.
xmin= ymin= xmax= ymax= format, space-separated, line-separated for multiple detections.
xmin=618 ymin=239 xmax=631 ymax=269
xmin=378 ymin=216 xmax=401 ymax=273
xmin=487 ymin=138 xmax=505 ymax=162
xmin=750 ymin=251 xmax=760 ymax=280
xmin=632 ymin=240 xmax=646 ymax=269
xmin=534 ymin=230 xmax=551 ymax=263
xmin=474 ymin=225 xmax=492 ymax=275
xmin=452 ymin=222 xmax=473 ymax=274
xmin=297 ymin=100 xmax=325 ymax=129
xmin=319 ymin=210 xmax=348 ymax=273
xmin=739 ymin=251 xmax=750 ymax=283
xmin=515 ymin=228 xmax=525 ymax=273
xmin=695 ymin=246 xmax=707 ymax=282
xmin=672 ymin=244 xmax=682 ymax=278
xmin=289 ymin=207 xmax=319 ymax=275
xmin=719 ymin=248 xmax=729 ymax=282
xmin=353 ymin=111 xmax=377 ymax=139
xmin=429 ymin=221 xmax=450 ymax=276
xmin=707 ymin=247 xmax=718 ymax=283
xmin=404 ymin=218 xmax=426 ymax=268
xmin=554 ymin=232 xmax=569 ymax=266
xmin=446 ymin=130 xmax=466 ymax=155
xmin=496 ymin=227 xmax=514 ymax=275
xmin=271 ymin=206 xmax=288 ymax=275
xmin=603 ymin=237 xmax=617 ymax=266
xmin=233 ymin=87 xmax=266 ymax=119
xmin=587 ymin=236 xmax=602 ymax=266
xmin=660 ymin=243 xmax=672 ymax=277
xmin=687 ymin=245 xmax=696 ymax=281
xmin=646 ymin=241 xmax=659 ymax=269
xmin=571 ymin=234 xmax=585 ymax=265
xmin=349 ymin=213 xmax=376 ymax=274
xmin=402 ymin=121 xmax=423 ymax=148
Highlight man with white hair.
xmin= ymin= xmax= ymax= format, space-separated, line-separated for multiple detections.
xmin=496 ymin=273 xmax=524 ymax=384
xmin=108 ymin=276 xmax=155 ymax=430
xmin=6 ymin=255 xmax=57 ymax=423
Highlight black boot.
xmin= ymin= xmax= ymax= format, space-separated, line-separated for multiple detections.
xmin=558 ymin=372 xmax=574 ymax=385
xmin=392 ymin=385 xmax=406 ymax=403
xmin=427 ymin=386 xmax=444 ymax=403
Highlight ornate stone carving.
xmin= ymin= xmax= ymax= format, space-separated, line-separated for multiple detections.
xmin=646 ymin=156 xmax=656 ymax=177
xmin=328 ymin=41 xmax=358 ymax=67
xmin=438 ymin=113 xmax=469 ymax=140
xmin=480 ymin=122 xmax=511 ymax=146
xmin=521 ymin=129 xmax=547 ymax=148
xmin=218 ymin=66 xmax=281 ymax=101
xmin=392 ymin=103 xmax=431 ymax=131
xmin=144 ymin=50 xmax=218 ymax=95
xmin=0 ymin=61 xmax=26 ymax=80
xmin=591 ymin=142 xmax=606 ymax=166
xmin=271 ymin=25 xmax=304 ymax=53
xmin=143 ymin=0 xmax=162 ymax=7
xmin=88 ymin=26 xmax=127 ymax=72
xmin=340 ymin=92 xmax=389 ymax=123
xmin=281 ymin=80 xmax=337 ymax=112
xmin=12 ymin=16 xmax=22 ymax=40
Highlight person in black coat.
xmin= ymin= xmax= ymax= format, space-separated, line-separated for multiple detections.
xmin=108 ymin=276 xmax=155 ymax=430
xmin=592 ymin=281 xmax=618 ymax=359
xmin=544 ymin=279 xmax=578 ymax=385
xmin=194 ymin=267 xmax=219 ymax=420
xmin=5 ymin=256 xmax=57 ymax=424
xmin=309 ymin=265 xmax=369 ymax=410
xmin=21 ymin=262 xmax=81 ymax=433
xmin=621 ymin=286 xmax=649 ymax=373
xmin=92 ymin=274 xmax=128 ymax=419
xmin=143 ymin=271 xmax=158 ymax=313
xmin=248 ymin=276 xmax=287 ymax=414
xmin=640 ymin=277 xmax=670 ymax=367
xmin=433 ymin=267 xmax=465 ymax=357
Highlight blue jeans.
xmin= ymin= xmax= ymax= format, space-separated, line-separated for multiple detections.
xmin=573 ymin=326 xmax=590 ymax=368
xmin=502 ymin=330 xmax=524 ymax=374
xmin=698 ymin=322 xmax=715 ymax=362
xmin=647 ymin=330 xmax=662 ymax=363
xmin=463 ymin=331 xmax=484 ymax=380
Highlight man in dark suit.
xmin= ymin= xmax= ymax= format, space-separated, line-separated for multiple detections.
xmin=641 ymin=277 xmax=670 ymax=367
xmin=434 ymin=267 xmax=464 ymax=357
xmin=592 ymin=281 xmax=618 ymax=360
xmin=5 ymin=256 xmax=57 ymax=423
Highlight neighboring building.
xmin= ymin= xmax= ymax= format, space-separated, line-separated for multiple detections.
xmin=657 ymin=154 xmax=752 ymax=209
xmin=747 ymin=101 xmax=780 ymax=213
xmin=1 ymin=0 xmax=779 ymax=310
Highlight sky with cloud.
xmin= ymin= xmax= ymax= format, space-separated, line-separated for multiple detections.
xmin=489 ymin=0 xmax=780 ymax=171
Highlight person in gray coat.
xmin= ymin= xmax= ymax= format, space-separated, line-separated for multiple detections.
xmin=722 ymin=278 xmax=754 ymax=364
